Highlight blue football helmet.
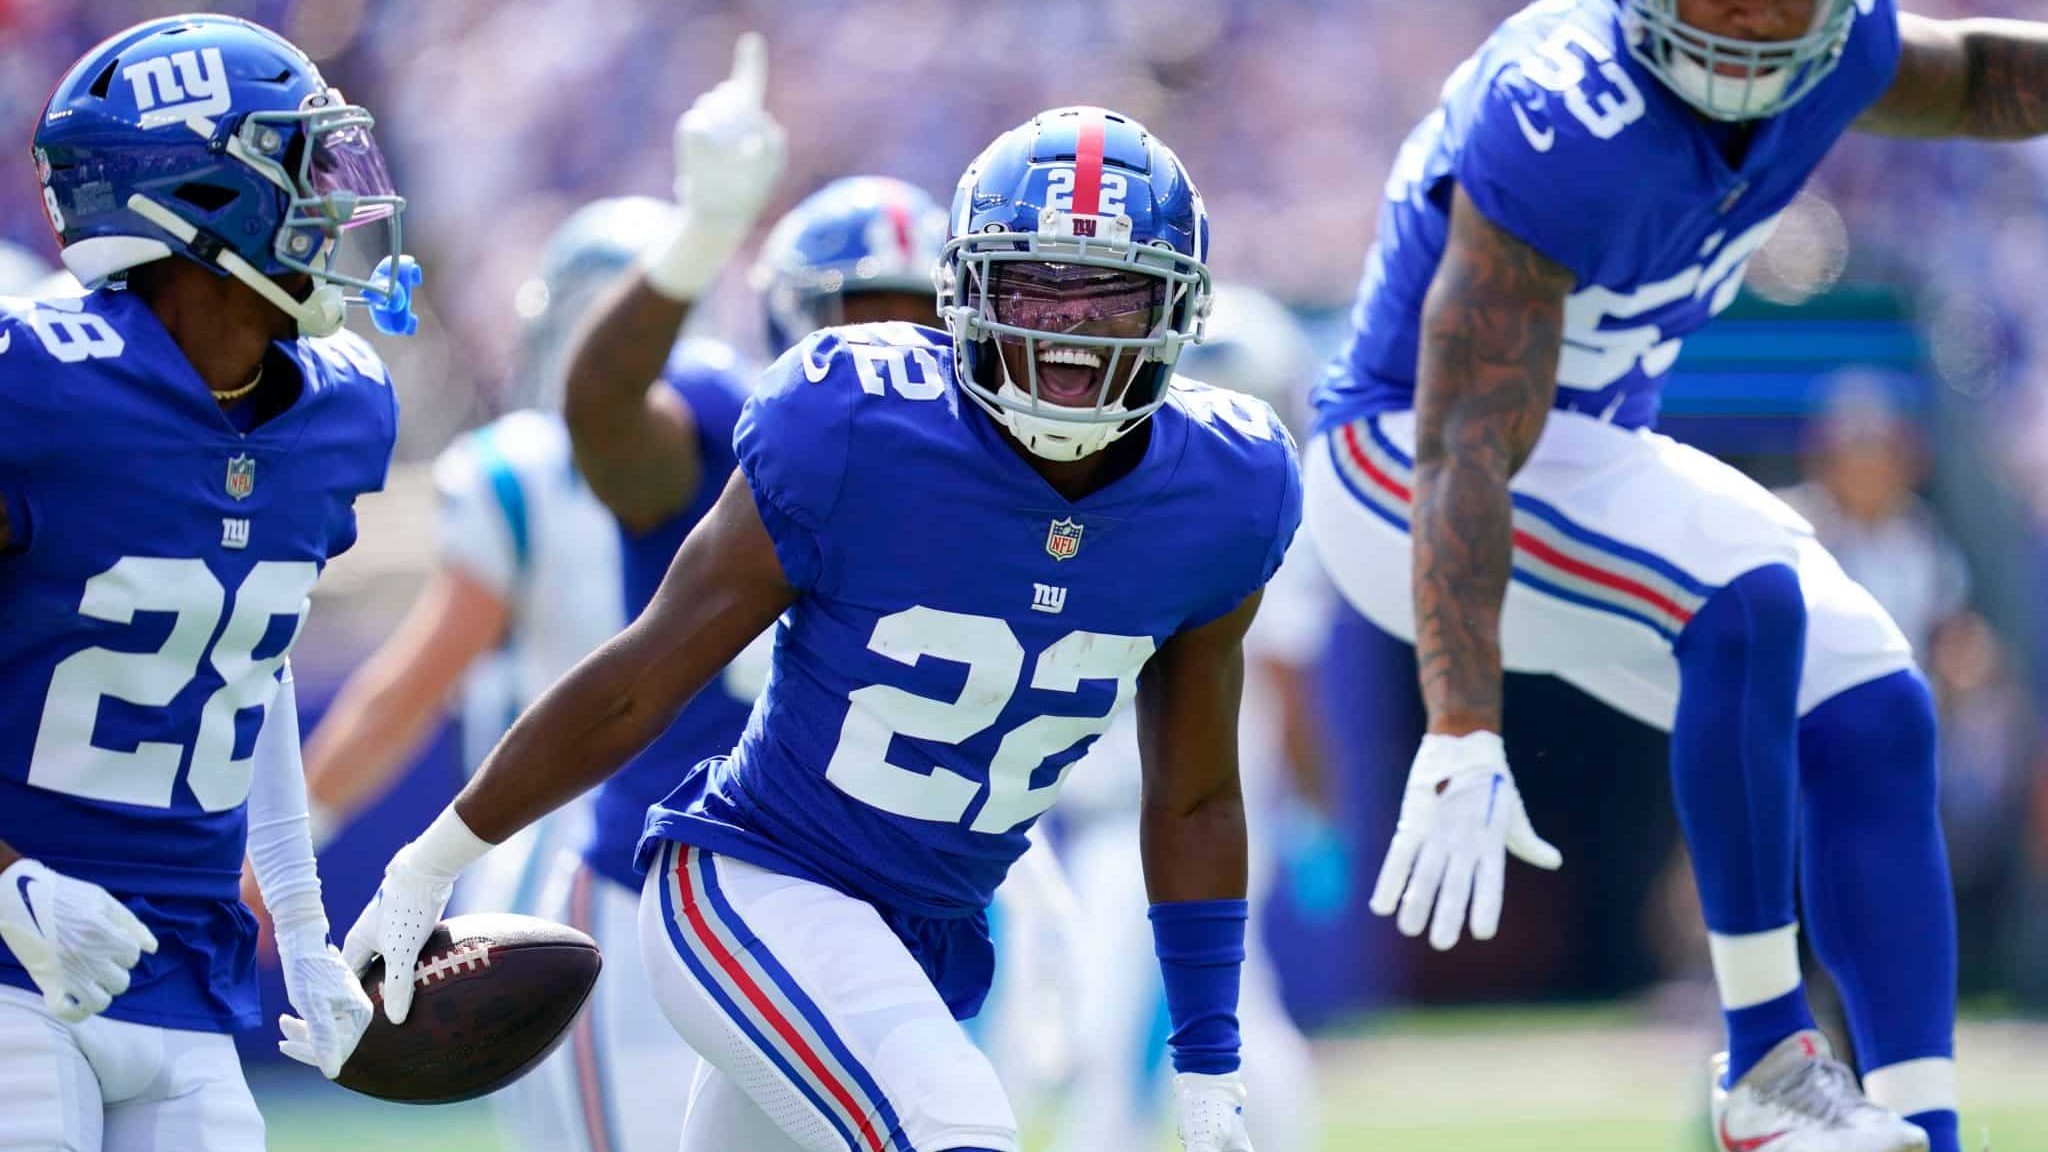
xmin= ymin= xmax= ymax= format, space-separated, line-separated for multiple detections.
xmin=940 ymin=106 xmax=1211 ymax=462
xmin=1623 ymin=0 xmax=1857 ymax=121
xmin=34 ymin=15 xmax=410 ymax=336
xmin=752 ymin=176 xmax=946 ymax=356
xmin=513 ymin=195 xmax=679 ymax=408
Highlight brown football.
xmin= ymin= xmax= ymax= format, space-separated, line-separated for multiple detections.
xmin=336 ymin=913 xmax=602 ymax=1105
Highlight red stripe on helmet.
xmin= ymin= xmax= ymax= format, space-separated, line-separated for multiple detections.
xmin=884 ymin=194 xmax=914 ymax=261
xmin=1072 ymin=112 xmax=1106 ymax=216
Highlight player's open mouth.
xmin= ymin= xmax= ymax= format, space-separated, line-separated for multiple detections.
xmin=1034 ymin=345 xmax=1107 ymax=404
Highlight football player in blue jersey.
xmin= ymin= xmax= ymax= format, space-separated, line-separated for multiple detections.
xmin=524 ymin=36 xmax=1079 ymax=1150
xmin=346 ymin=104 xmax=1298 ymax=1152
xmin=1304 ymin=3 xmax=2048 ymax=1150
xmin=550 ymin=39 xmax=950 ymax=1152
xmin=0 ymin=14 xmax=419 ymax=1151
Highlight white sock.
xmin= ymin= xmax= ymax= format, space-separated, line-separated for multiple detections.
xmin=1864 ymin=1057 xmax=1958 ymax=1119
xmin=1708 ymin=923 xmax=1803 ymax=1010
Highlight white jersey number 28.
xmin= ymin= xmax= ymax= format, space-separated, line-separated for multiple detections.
xmin=28 ymin=558 xmax=316 ymax=812
xmin=826 ymin=607 xmax=1156 ymax=834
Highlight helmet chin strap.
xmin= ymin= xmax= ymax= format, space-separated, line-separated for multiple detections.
xmin=125 ymin=195 xmax=346 ymax=337
xmin=1663 ymin=52 xmax=1794 ymax=120
xmin=989 ymin=380 xmax=1131 ymax=462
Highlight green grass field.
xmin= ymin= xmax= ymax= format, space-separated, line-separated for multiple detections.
xmin=255 ymin=1009 xmax=2048 ymax=1151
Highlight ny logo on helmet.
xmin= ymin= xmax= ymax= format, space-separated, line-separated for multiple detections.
xmin=122 ymin=48 xmax=230 ymax=129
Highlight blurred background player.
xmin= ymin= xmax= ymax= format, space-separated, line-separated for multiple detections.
xmin=0 ymin=14 xmax=419 ymax=1150
xmin=271 ymin=193 xmax=677 ymax=1152
xmin=1051 ymin=283 xmax=1339 ymax=1152
xmin=291 ymin=194 xmax=670 ymax=894
xmin=1304 ymin=3 xmax=2048 ymax=1152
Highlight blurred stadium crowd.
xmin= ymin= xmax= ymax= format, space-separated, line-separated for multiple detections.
xmin=4 ymin=0 xmax=2046 ymax=1040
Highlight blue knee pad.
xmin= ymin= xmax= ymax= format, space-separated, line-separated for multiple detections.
xmin=1671 ymin=563 xmax=1807 ymax=936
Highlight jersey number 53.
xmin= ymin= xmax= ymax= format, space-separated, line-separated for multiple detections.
xmin=1522 ymin=22 xmax=1646 ymax=140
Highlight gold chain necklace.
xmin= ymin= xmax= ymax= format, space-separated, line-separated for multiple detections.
xmin=214 ymin=362 xmax=264 ymax=404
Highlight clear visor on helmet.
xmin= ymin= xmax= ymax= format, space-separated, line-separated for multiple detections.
xmin=944 ymin=229 xmax=1207 ymax=428
xmin=989 ymin=262 xmax=1165 ymax=407
xmin=237 ymin=91 xmax=406 ymax=299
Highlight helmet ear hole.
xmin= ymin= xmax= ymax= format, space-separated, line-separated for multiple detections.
xmin=172 ymin=183 xmax=238 ymax=214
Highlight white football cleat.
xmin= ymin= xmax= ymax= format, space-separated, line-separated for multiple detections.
xmin=1712 ymin=1031 xmax=1930 ymax=1152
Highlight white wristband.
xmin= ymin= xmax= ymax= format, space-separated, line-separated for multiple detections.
xmin=273 ymin=922 xmax=332 ymax=959
xmin=640 ymin=212 xmax=748 ymax=301
xmin=401 ymin=807 xmax=493 ymax=883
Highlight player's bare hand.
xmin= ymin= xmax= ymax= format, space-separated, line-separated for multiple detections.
xmin=340 ymin=850 xmax=456 ymax=1025
xmin=276 ymin=925 xmax=373 ymax=1078
xmin=1175 ymin=1071 xmax=1256 ymax=1152
xmin=1369 ymin=731 xmax=1561 ymax=951
xmin=0 ymin=857 xmax=158 ymax=1023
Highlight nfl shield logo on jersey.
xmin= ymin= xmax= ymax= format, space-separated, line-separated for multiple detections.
xmin=225 ymin=454 xmax=256 ymax=501
xmin=1045 ymin=517 xmax=1083 ymax=560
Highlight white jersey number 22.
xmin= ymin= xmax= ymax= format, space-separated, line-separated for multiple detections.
xmin=826 ymin=607 xmax=1155 ymax=834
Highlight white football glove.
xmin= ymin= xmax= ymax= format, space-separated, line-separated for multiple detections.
xmin=1369 ymin=731 xmax=1562 ymax=951
xmin=645 ymin=32 xmax=787 ymax=300
xmin=0 ymin=857 xmax=158 ymax=1023
xmin=1175 ymin=1071 xmax=1255 ymax=1152
xmin=340 ymin=810 xmax=488 ymax=1025
xmin=275 ymin=925 xmax=373 ymax=1078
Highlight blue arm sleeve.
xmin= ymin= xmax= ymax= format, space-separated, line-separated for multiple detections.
xmin=733 ymin=333 xmax=857 ymax=593
xmin=1150 ymin=899 xmax=1249 ymax=1075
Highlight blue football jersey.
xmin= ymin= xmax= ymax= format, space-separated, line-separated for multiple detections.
xmin=0 ymin=286 xmax=396 ymax=1031
xmin=1314 ymin=0 xmax=1901 ymax=433
xmin=584 ymin=340 xmax=755 ymax=889
xmin=639 ymin=322 xmax=1302 ymax=920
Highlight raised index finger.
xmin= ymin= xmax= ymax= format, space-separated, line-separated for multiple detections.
xmin=728 ymin=32 xmax=768 ymax=108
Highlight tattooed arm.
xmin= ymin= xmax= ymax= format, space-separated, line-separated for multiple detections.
xmin=1410 ymin=188 xmax=1573 ymax=736
xmin=1858 ymin=13 xmax=2048 ymax=140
